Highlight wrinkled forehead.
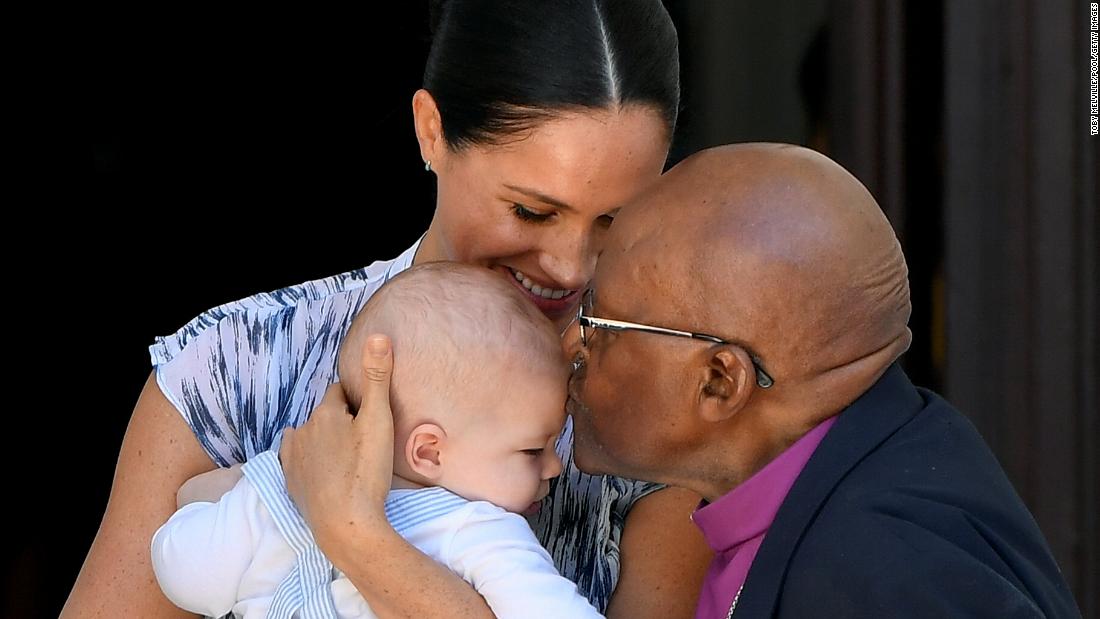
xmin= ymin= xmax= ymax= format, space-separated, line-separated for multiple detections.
xmin=591 ymin=203 xmax=680 ymax=317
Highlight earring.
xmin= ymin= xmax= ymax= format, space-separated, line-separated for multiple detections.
xmin=425 ymin=160 xmax=433 ymax=172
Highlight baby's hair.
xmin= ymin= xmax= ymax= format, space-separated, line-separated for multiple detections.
xmin=338 ymin=262 xmax=564 ymax=419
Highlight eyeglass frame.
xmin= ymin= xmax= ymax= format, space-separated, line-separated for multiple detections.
xmin=574 ymin=289 xmax=775 ymax=389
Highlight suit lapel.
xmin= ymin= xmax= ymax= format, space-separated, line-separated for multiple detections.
xmin=732 ymin=364 xmax=925 ymax=617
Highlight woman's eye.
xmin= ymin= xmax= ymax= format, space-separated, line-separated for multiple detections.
xmin=521 ymin=448 xmax=544 ymax=457
xmin=512 ymin=203 xmax=553 ymax=223
xmin=597 ymin=213 xmax=616 ymax=226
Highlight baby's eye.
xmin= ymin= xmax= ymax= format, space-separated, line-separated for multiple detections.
xmin=521 ymin=448 xmax=544 ymax=457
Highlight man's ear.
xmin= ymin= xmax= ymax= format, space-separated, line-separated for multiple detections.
xmin=698 ymin=346 xmax=756 ymax=423
xmin=406 ymin=422 xmax=447 ymax=480
xmin=412 ymin=89 xmax=446 ymax=170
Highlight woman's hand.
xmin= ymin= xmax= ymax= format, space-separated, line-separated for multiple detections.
xmin=280 ymin=335 xmax=495 ymax=618
xmin=280 ymin=334 xmax=396 ymax=551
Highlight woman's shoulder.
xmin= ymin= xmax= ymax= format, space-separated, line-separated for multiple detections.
xmin=149 ymin=240 xmax=421 ymax=367
xmin=146 ymin=240 xmax=421 ymax=465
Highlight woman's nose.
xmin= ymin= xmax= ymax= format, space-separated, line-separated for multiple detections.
xmin=539 ymin=225 xmax=598 ymax=292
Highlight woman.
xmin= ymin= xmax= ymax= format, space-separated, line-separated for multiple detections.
xmin=63 ymin=1 xmax=711 ymax=617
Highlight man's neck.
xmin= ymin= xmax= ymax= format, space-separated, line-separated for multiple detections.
xmin=692 ymin=407 xmax=815 ymax=501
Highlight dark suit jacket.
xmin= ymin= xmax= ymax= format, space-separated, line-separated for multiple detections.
xmin=732 ymin=364 xmax=1080 ymax=618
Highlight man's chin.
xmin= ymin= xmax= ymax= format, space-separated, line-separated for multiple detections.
xmin=568 ymin=387 xmax=622 ymax=476
xmin=571 ymin=441 xmax=607 ymax=476
xmin=571 ymin=432 xmax=622 ymax=477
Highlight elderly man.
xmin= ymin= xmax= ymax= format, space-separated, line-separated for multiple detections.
xmin=281 ymin=143 xmax=1080 ymax=618
xmin=562 ymin=143 xmax=1079 ymax=618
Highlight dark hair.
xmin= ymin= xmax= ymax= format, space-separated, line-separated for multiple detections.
xmin=425 ymin=0 xmax=680 ymax=150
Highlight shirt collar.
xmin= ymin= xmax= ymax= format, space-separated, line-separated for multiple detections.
xmin=692 ymin=416 xmax=838 ymax=553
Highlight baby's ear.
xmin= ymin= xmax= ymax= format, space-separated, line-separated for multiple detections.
xmin=406 ymin=423 xmax=446 ymax=480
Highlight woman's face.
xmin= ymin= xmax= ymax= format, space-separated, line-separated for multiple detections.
xmin=415 ymin=92 xmax=671 ymax=326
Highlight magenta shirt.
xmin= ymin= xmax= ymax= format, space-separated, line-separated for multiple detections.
xmin=691 ymin=416 xmax=838 ymax=619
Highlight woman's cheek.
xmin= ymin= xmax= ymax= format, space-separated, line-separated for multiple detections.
xmin=472 ymin=222 xmax=540 ymax=263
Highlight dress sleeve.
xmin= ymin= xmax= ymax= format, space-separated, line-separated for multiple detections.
xmin=444 ymin=504 xmax=606 ymax=619
xmin=149 ymin=285 xmax=371 ymax=466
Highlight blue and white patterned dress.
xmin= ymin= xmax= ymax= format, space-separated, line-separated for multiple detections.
xmin=149 ymin=238 xmax=661 ymax=612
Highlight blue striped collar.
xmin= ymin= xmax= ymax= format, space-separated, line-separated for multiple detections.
xmin=384 ymin=487 xmax=469 ymax=534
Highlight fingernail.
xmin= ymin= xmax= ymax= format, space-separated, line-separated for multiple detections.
xmin=368 ymin=335 xmax=389 ymax=358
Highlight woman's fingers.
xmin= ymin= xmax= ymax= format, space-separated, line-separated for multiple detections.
xmin=317 ymin=382 xmax=353 ymax=419
xmin=280 ymin=384 xmax=345 ymax=469
xmin=279 ymin=335 xmax=396 ymax=549
xmin=357 ymin=334 xmax=394 ymax=422
xmin=280 ymin=384 xmax=350 ymax=496
xmin=353 ymin=334 xmax=395 ymax=480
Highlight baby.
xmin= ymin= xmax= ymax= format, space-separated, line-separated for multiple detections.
xmin=151 ymin=262 xmax=601 ymax=618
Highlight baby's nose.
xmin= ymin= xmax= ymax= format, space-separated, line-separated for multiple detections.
xmin=543 ymin=451 xmax=564 ymax=480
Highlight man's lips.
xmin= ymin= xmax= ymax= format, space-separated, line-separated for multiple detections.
xmin=566 ymin=392 xmax=590 ymax=421
xmin=567 ymin=364 xmax=587 ymax=407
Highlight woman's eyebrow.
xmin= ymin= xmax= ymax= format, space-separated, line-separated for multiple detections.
xmin=504 ymin=184 xmax=576 ymax=212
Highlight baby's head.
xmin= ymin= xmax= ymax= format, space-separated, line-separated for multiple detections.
xmin=339 ymin=262 xmax=568 ymax=514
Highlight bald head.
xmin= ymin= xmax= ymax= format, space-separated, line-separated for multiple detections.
xmin=606 ymin=143 xmax=911 ymax=403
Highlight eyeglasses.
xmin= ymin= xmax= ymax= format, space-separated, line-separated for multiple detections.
xmin=575 ymin=289 xmax=774 ymax=389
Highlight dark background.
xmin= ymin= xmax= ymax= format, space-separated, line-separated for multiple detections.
xmin=16 ymin=1 xmax=1096 ymax=616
